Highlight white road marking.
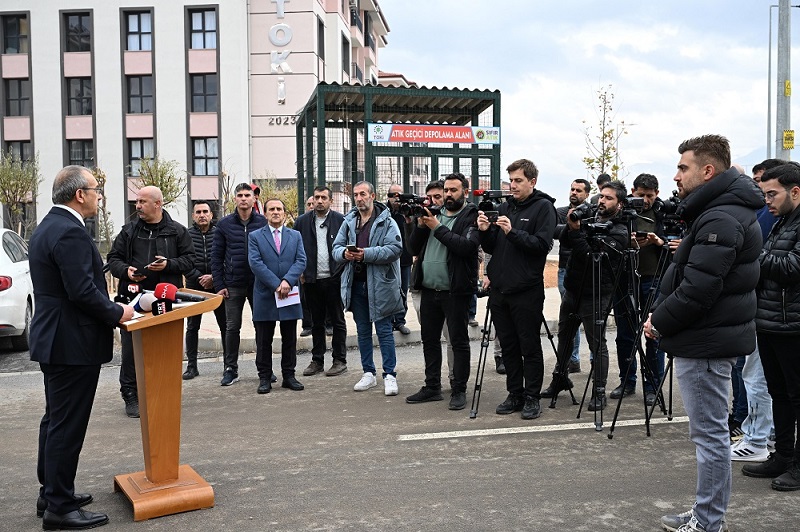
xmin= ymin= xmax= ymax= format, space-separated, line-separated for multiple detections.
xmin=398 ymin=416 xmax=689 ymax=441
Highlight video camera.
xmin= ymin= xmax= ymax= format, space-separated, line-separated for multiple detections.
xmin=388 ymin=192 xmax=441 ymax=217
xmin=474 ymin=190 xmax=510 ymax=223
xmin=654 ymin=191 xmax=686 ymax=239
xmin=654 ymin=190 xmax=682 ymax=216
xmin=569 ymin=202 xmax=597 ymax=222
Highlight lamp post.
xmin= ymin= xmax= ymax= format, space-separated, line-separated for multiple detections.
xmin=768 ymin=2 xmax=799 ymax=159
xmin=768 ymin=4 xmax=777 ymax=159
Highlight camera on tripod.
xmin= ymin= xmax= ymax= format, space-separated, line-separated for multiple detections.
xmin=473 ymin=189 xmax=509 ymax=223
xmin=580 ymin=219 xmax=614 ymax=237
xmin=654 ymin=191 xmax=682 ymax=215
xmin=389 ymin=192 xmax=441 ymax=217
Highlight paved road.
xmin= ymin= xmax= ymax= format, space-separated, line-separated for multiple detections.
xmin=1 ymin=337 xmax=796 ymax=531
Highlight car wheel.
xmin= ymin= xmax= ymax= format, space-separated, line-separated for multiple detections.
xmin=11 ymin=301 xmax=31 ymax=351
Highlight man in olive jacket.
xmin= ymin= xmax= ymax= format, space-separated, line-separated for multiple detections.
xmin=646 ymin=135 xmax=763 ymax=532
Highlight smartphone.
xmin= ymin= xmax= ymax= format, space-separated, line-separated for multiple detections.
xmin=635 ymin=231 xmax=649 ymax=238
xmin=132 ymin=268 xmax=147 ymax=277
xmin=346 ymin=245 xmax=360 ymax=253
xmin=485 ymin=211 xmax=499 ymax=223
xmin=151 ymin=258 xmax=166 ymax=264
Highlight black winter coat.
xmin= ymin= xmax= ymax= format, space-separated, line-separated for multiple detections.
xmin=756 ymin=204 xmax=800 ymax=334
xmin=561 ymin=215 xmax=628 ymax=298
xmin=407 ymin=202 xmax=479 ymax=296
xmin=651 ymin=168 xmax=763 ymax=359
xmin=185 ymin=221 xmax=217 ymax=288
xmin=106 ymin=210 xmax=194 ymax=294
xmin=477 ymin=190 xmax=557 ymax=294
xmin=294 ymin=209 xmax=346 ymax=282
xmin=211 ymin=210 xmax=267 ymax=291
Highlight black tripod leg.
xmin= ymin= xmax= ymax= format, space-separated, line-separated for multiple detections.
xmin=469 ymin=302 xmax=492 ymax=419
xmin=542 ymin=316 xmax=578 ymax=406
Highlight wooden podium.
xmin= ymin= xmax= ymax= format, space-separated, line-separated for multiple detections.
xmin=113 ymin=289 xmax=222 ymax=521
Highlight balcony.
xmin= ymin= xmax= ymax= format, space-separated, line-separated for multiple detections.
xmin=351 ymin=62 xmax=363 ymax=83
xmin=365 ymin=32 xmax=376 ymax=53
xmin=350 ymin=10 xmax=363 ymax=33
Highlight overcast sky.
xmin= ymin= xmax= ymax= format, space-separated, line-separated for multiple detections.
xmin=377 ymin=0 xmax=800 ymax=205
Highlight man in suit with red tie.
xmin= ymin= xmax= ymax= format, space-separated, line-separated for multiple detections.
xmin=249 ymin=198 xmax=307 ymax=394
xmin=29 ymin=166 xmax=134 ymax=530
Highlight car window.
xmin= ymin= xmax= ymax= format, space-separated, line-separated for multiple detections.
xmin=8 ymin=231 xmax=28 ymax=260
xmin=2 ymin=232 xmax=28 ymax=263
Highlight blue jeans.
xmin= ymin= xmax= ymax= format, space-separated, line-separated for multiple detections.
xmin=731 ymin=356 xmax=747 ymax=423
xmin=557 ymin=268 xmax=580 ymax=363
xmin=675 ymin=356 xmax=735 ymax=532
xmin=613 ymin=275 xmax=664 ymax=391
xmin=350 ymin=281 xmax=396 ymax=377
xmin=741 ymin=345 xmax=773 ymax=447
xmin=392 ymin=264 xmax=411 ymax=328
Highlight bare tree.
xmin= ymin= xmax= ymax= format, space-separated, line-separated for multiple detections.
xmin=132 ymin=155 xmax=186 ymax=208
xmin=582 ymin=84 xmax=628 ymax=183
xmin=255 ymin=172 xmax=299 ymax=227
xmin=0 ymin=150 xmax=41 ymax=239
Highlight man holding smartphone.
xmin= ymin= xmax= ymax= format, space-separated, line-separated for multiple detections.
xmin=106 ymin=186 xmax=194 ymax=417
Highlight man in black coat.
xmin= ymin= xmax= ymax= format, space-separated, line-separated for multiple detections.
xmin=742 ymin=162 xmax=800 ymax=490
xmin=183 ymin=200 xmax=226 ymax=379
xmin=106 ymin=186 xmax=194 ymax=417
xmin=646 ymin=135 xmax=762 ymax=532
xmin=294 ymin=186 xmax=348 ymax=377
xmin=405 ymin=173 xmax=478 ymax=411
xmin=476 ymin=158 xmax=557 ymax=420
xmin=30 ymin=166 xmax=134 ymax=530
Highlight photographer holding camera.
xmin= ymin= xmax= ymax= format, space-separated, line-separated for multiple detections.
xmin=610 ymin=173 xmax=667 ymax=406
xmin=541 ymin=180 xmax=629 ymax=411
xmin=476 ymin=159 xmax=557 ymax=420
xmin=405 ymin=173 xmax=478 ymax=411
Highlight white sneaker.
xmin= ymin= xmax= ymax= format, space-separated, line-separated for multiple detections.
xmin=731 ymin=439 xmax=769 ymax=462
xmin=353 ymin=372 xmax=377 ymax=391
xmin=384 ymin=375 xmax=398 ymax=396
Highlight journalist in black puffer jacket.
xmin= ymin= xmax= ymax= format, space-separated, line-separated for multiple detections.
xmin=652 ymin=167 xmax=764 ymax=359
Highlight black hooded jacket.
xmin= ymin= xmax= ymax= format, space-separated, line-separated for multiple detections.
xmin=651 ymin=168 xmax=763 ymax=359
xmin=756 ymin=203 xmax=800 ymax=334
xmin=476 ymin=189 xmax=557 ymax=294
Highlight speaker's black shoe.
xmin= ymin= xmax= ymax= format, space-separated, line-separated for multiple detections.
xmin=37 ymin=493 xmax=92 ymax=518
xmin=282 ymin=376 xmax=304 ymax=391
xmin=42 ymin=508 xmax=109 ymax=530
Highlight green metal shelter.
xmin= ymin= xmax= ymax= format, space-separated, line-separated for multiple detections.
xmin=296 ymin=82 xmax=501 ymax=211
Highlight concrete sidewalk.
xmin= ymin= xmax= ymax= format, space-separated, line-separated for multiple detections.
xmin=195 ymin=286 xmax=566 ymax=354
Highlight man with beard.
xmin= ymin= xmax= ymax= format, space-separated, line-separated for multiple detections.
xmin=647 ymin=135 xmax=762 ymax=532
xmin=541 ymin=181 xmax=629 ymax=412
xmin=476 ymin=158 xmax=557 ymax=420
xmin=554 ymin=179 xmax=591 ymax=374
xmin=387 ymin=183 xmax=413 ymax=335
xmin=405 ymin=173 xmax=479 ymax=411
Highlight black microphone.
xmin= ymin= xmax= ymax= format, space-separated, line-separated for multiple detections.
xmin=142 ymin=288 xmax=207 ymax=303
xmin=151 ymin=298 xmax=173 ymax=315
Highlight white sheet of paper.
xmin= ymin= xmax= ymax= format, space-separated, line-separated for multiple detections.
xmin=275 ymin=286 xmax=300 ymax=308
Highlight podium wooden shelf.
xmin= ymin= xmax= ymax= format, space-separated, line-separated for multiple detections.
xmin=113 ymin=289 xmax=222 ymax=521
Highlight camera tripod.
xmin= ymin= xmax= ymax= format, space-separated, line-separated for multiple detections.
xmin=547 ymin=233 xmax=625 ymax=431
xmin=469 ymin=295 xmax=560 ymax=419
xmin=607 ymin=239 xmax=674 ymax=438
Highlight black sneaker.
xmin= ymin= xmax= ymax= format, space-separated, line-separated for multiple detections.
xmin=494 ymin=356 xmax=506 ymax=375
xmin=645 ymin=391 xmax=657 ymax=406
xmin=540 ymin=375 xmax=574 ymax=398
xmin=609 ymin=384 xmax=635 ymax=399
xmin=587 ymin=393 xmax=607 ymax=411
xmin=406 ymin=386 xmax=444 ymax=404
xmin=122 ymin=391 xmax=139 ymax=418
xmin=742 ymin=452 xmax=792 ymax=478
xmin=521 ymin=397 xmax=541 ymax=420
xmin=182 ymin=365 xmax=199 ymax=380
xmin=449 ymin=391 xmax=467 ymax=410
xmin=220 ymin=368 xmax=239 ymax=386
xmin=772 ymin=461 xmax=800 ymax=491
xmin=567 ymin=360 xmax=581 ymax=373
xmin=496 ymin=394 xmax=524 ymax=415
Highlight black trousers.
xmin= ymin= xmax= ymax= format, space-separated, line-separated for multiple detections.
xmin=555 ymin=290 xmax=611 ymax=387
xmin=255 ymin=320 xmax=298 ymax=379
xmin=37 ymin=363 xmax=101 ymax=515
xmin=758 ymin=332 xmax=800 ymax=460
xmin=185 ymin=286 xmax=227 ymax=365
xmin=419 ymin=289 xmax=471 ymax=393
xmin=305 ymin=277 xmax=347 ymax=364
xmin=490 ymin=287 xmax=545 ymax=399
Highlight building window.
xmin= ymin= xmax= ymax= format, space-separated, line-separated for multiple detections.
xmin=192 ymin=137 xmax=218 ymax=176
xmin=67 ymin=78 xmax=92 ymax=115
xmin=190 ymin=10 xmax=217 ymax=50
xmin=65 ymin=13 xmax=91 ymax=52
xmin=5 ymin=78 xmax=31 ymax=116
xmin=5 ymin=141 xmax=32 ymax=161
xmin=127 ymin=76 xmax=153 ymax=113
xmin=190 ymin=74 xmax=217 ymax=112
xmin=3 ymin=15 xmax=29 ymax=54
xmin=68 ymin=140 xmax=94 ymax=168
xmin=129 ymin=138 xmax=154 ymax=176
xmin=126 ymin=12 xmax=152 ymax=51
xmin=341 ymin=34 xmax=350 ymax=75
xmin=317 ymin=17 xmax=325 ymax=61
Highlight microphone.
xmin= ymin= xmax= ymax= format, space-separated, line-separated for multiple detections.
xmin=151 ymin=298 xmax=173 ymax=315
xmin=148 ymin=282 xmax=208 ymax=303
xmin=133 ymin=293 xmax=158 ymax=313
xmin=127 ymin=283 xmax=141 ymax=295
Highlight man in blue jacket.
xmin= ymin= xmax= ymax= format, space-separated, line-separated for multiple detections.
xmin=647 ymin=135 xmax=762 ymax=532
xmin=31 ymin=166 xmax=134 ymax=530
xmin=212 ymin=183 xmax=268 ymax=386
xmin=249 ymin=199 xmax=306 ymax=394
xmin=333 ymin=181 xmax=404 ymax=396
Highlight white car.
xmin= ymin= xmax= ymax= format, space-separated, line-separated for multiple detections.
xmin=0 ymin=228 xmax=33 ymax=350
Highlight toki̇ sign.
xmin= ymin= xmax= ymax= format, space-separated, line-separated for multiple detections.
xmin=367 ymin=124 xmax=500 ymax=144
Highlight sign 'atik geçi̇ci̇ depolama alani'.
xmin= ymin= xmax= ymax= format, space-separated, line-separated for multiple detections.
xmin=367 ymin=124 xmax=500 ymax=144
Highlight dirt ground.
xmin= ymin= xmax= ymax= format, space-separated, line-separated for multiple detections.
xmin=544 ymin=257 xmax=558 ymax=288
